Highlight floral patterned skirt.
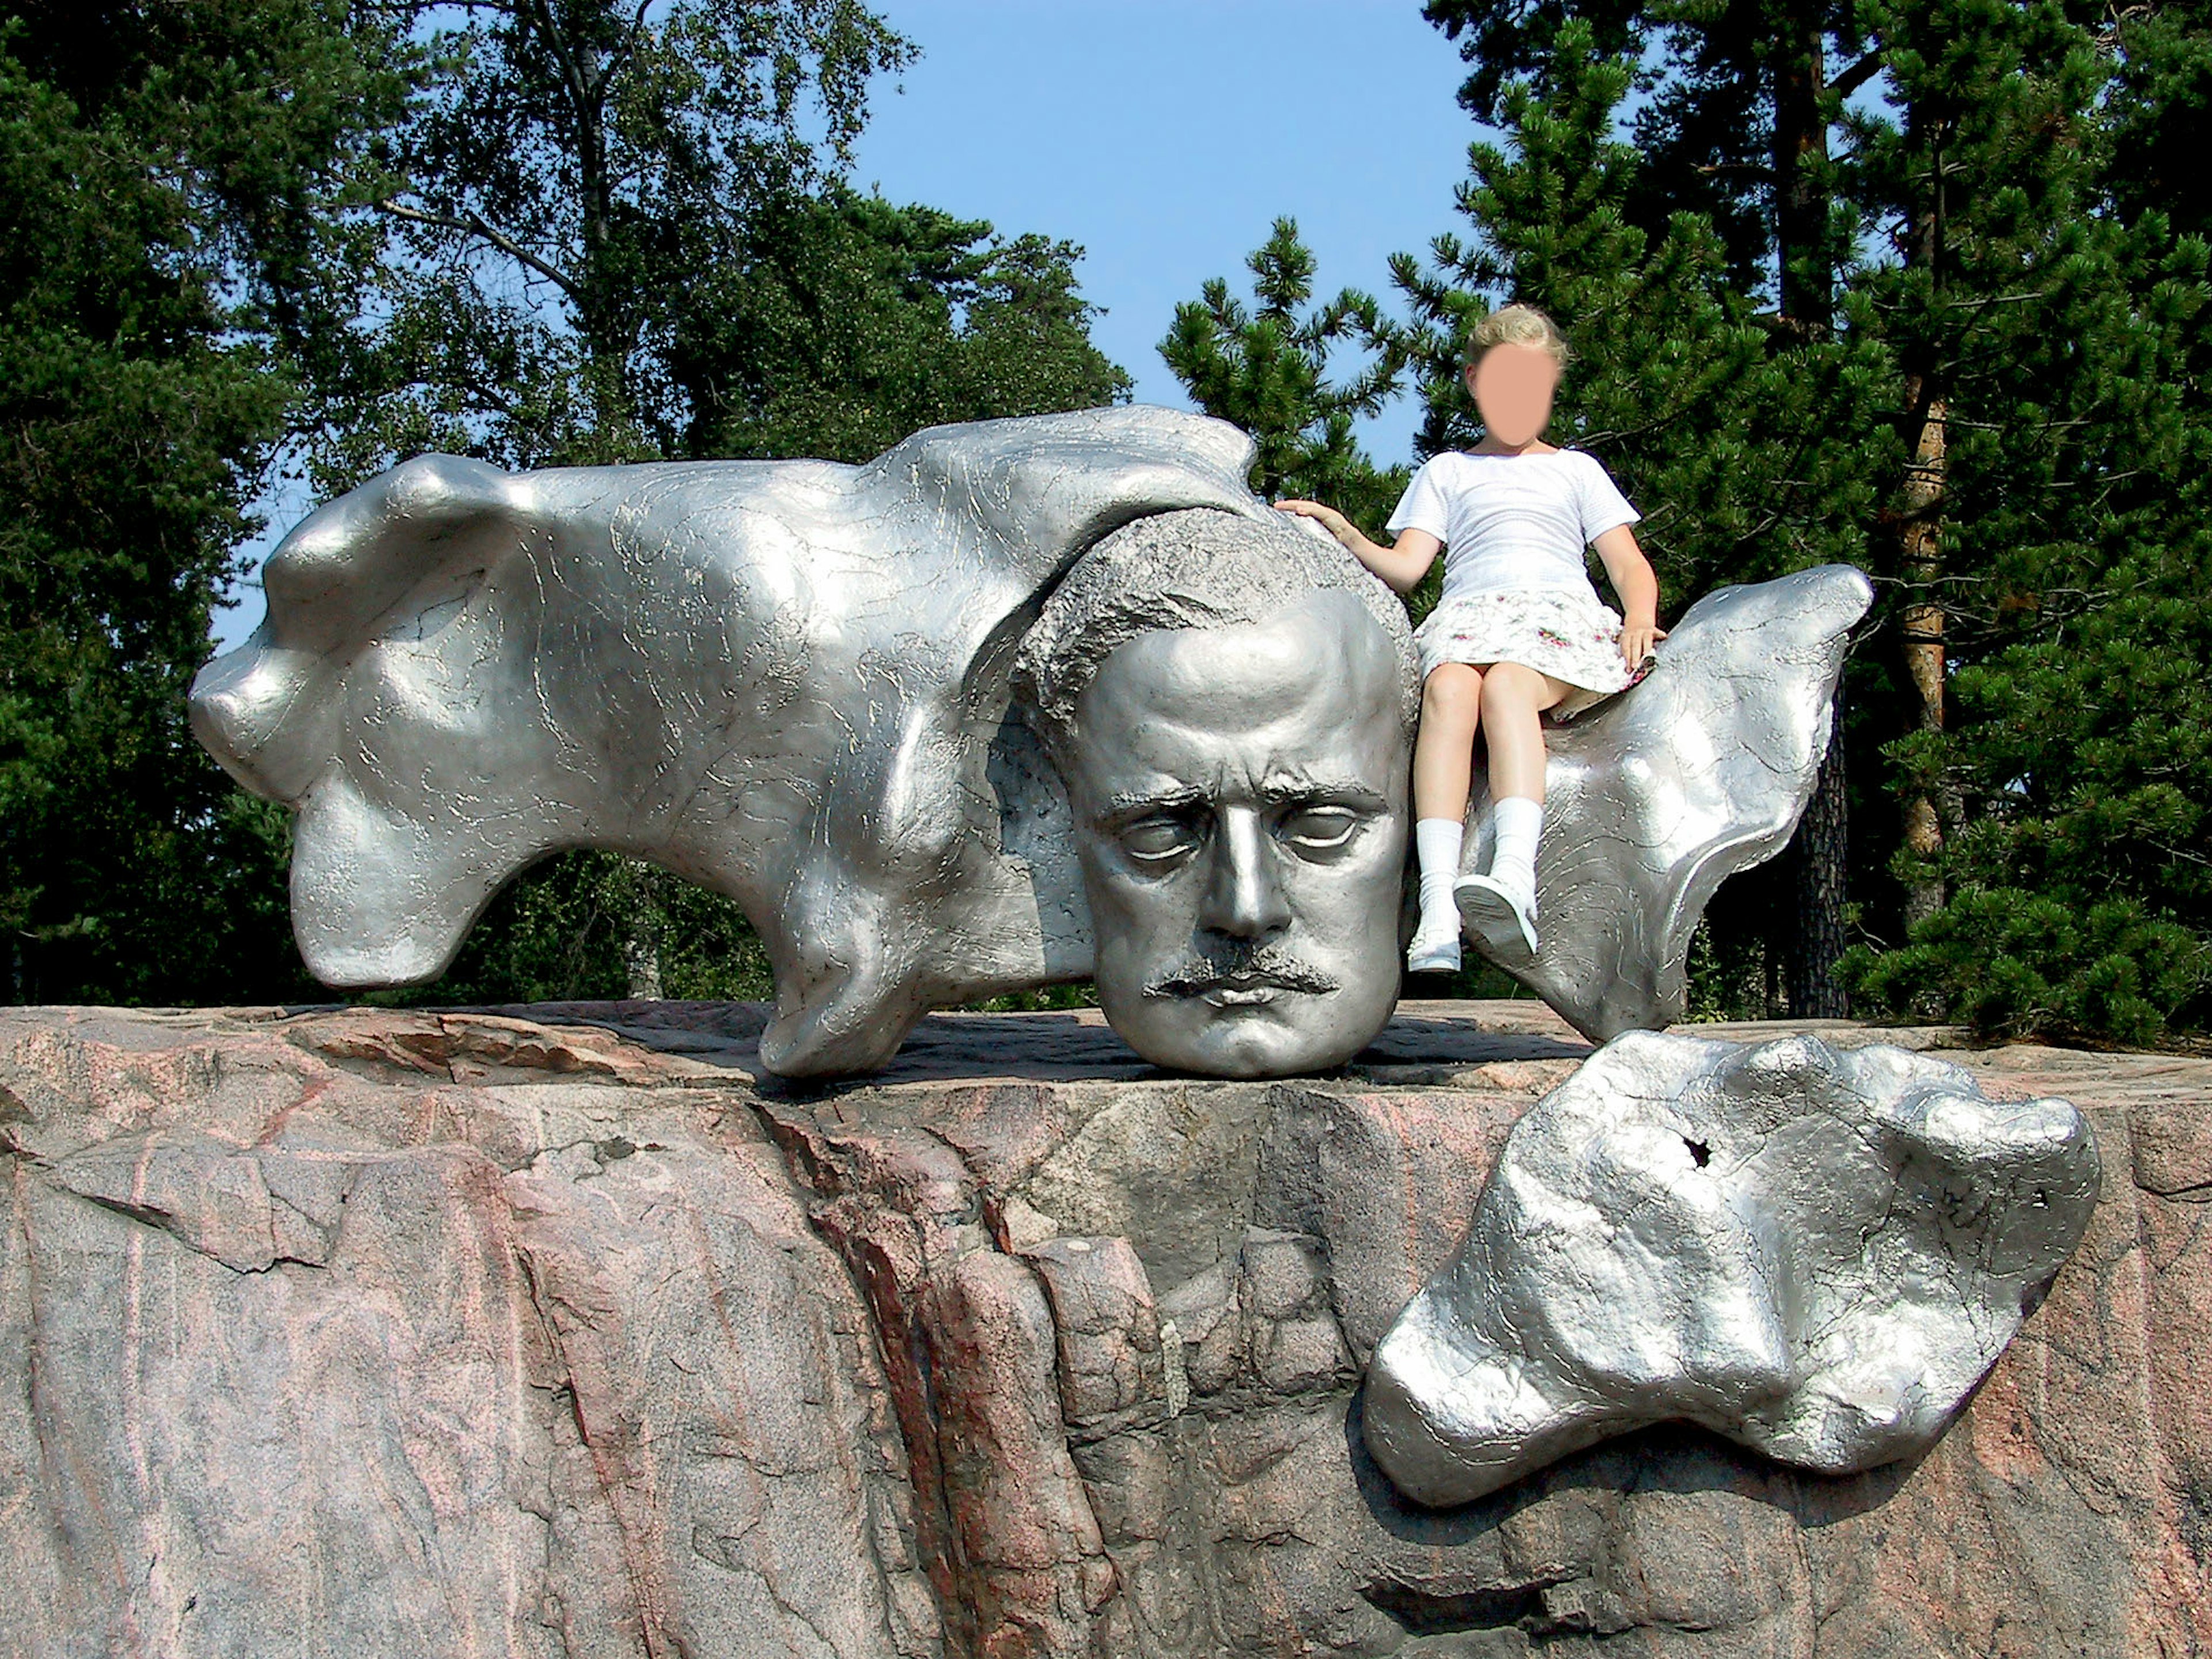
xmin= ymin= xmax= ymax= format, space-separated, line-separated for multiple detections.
xmin=1414 ymin=585 xmax=1651 ymax=721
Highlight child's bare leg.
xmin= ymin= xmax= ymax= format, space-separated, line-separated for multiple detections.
xmin=1408 ymin=665 xmax=1484 ymax=971
xmin=1414 ymin=664 xmax=1483 ymax=819
xmin=1459 ymin=662 xmax=1569 ymax=954
xmin=1477 ymin=661 xmax=1566 ymax=802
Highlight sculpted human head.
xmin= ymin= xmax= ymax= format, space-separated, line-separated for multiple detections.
xmin=1015 ymin=509 xmax=1418 ymax=1077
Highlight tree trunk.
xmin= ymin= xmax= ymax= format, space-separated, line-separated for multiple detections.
xmin=1785 ymin=697 xmax=1851 ymax=1017
xmin=1771 ymin=5 xmax=1850 ymax=1013
xmin=1772 ymin=5 xmax=1833 ymax=333
xmin=623 ymin=925 xmax=664 ymax=1001
xmin=1895 ymin=109 xmax=1951 ymax=938
xmin=1899 ymin=387 xmax=1949 ymax=932
xmin=608 ymin=858 xmax=665 ymax=1001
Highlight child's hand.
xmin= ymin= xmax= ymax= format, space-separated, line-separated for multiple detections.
xmin=1620 ymin=621 xmax=1666 ymax=670
xmin=1274 ymin=499 xmax=1351 ymax=544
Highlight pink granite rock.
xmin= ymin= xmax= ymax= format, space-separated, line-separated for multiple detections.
xmin=1 ymin=1000 xmax=2205 ymax=1657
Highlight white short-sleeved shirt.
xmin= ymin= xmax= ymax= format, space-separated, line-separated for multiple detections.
xmin=1385 ymin=450 xmax=1639 ymax=605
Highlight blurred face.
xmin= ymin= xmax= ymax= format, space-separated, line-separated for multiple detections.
xmin=1465 ymin=342 xmax=1561 ymax=448
xmin=1064 ymin=592 xmax=1410 ymax=1077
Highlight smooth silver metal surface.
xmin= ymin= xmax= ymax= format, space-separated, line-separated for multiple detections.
xmin=191 ymin=409 xmax=1268 ymax=1077
xmin=1015 ymin=509 xmax=1417 ymax=1077
xmin=192 ymin=408 xmax=1869 ymax=1080
xmin=1459 ymin=565 xmax=1873 ymax=1040
xmin=1363 ymin=1030 xmax=2101 ymax=1508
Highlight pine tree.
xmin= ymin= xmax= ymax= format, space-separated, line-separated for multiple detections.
xmin=0 ymin=1 xmax=407 ymax=1004
xmin=1160 ymin=217 xmax=1410 ymax=534
xmin=1842 ymin=0 xmax=2212 ymax=1041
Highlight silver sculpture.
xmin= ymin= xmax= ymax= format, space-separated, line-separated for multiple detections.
xmin=192 ymin=410 xmax=1267 ymax=1077
xmin=1362 ymin=1030 xmax=2102 ymax=1508
xmin=193 ymin=408 xmax=1865 ymax=1078
xmin=1013 ymin=509 xmax=1416 ymax=1077
xmin=1455 ymin=564 xmax=1872 ymax=1038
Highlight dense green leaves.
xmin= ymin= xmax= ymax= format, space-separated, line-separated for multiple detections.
xmin=1 ymin=1 xmax=405 ymax=1002
xmin=1161 ymin=217 xmax=1410 ymax=531
xmin=677 ymin=188 xmax=1128 ymax=465
xmin=2 ymin=0 xmax=1131 ymax=1009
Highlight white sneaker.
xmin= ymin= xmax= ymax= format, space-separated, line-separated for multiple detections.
xmin=1406 ymin=915 xmax=1462 ymax=974
xmin=1455 ymin=872 xmax=1539 ymax=959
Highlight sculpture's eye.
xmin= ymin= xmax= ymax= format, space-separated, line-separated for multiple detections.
xmin=1278 ymin=805 xmax=1363 ymax=855
xmin=1119 ymin=816 xmax=1201 ymax=863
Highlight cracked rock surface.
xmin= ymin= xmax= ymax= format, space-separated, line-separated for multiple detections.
xmin=2 ymin=1000 xmax=2207 ymax=1657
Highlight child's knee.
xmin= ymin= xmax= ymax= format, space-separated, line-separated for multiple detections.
xmin=1422 ymin=664 xmax=1483 ymax=720
xmin=1480 ymin=662 xmax=1543 ymax=709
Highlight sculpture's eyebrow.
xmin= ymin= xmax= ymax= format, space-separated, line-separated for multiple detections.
xmin=1100 ymin=786 xmax=1209 ymax=819
xmin=1258 ymin=777 xmax=1390 ymax=812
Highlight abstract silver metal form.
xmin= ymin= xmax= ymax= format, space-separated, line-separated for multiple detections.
xmin=1363 ymin=1030 xmax=2102 ymax=1508
xmin=191 ymin=410 xmax=1269 ymax=1077
xmin=1456 ymin=565 xmax=1874 ymax=1040
xmin=192 ymin=409 xmax=1866 ymax=1080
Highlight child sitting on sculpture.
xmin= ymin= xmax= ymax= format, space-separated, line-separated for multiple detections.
xmin=1278 ymin=304 xmax=1664 ymax=973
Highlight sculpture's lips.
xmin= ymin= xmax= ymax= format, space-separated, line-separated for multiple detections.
xmin=1143 ymin=961 xmax=1341 ymax=1003
xmin=1199 ymin=982 xmax=1282 ymax=1009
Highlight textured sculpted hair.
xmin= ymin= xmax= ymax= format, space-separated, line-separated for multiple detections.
xmin=1466 ymin=302 xmax=1570 ymax=369
xmin=1013 ymin=507 xmax=1420 ymax=752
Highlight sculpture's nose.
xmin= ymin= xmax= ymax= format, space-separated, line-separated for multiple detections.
xmin=1196 ymin=808 xmax=1291 ymax=941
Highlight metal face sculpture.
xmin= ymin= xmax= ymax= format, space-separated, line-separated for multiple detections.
xmin=191 ymin=407 xmax=1863 ymax=1079
xmin=1009 ymin=505 xmax=1419 ymax=1077
xmin=1058 ymin=591 xmax=1410 ymax=1077
xmin=190 ymin=410 xmax=1270 ymax=1078
xmin=1362 ymin=1030 xmax=2101 ymax=1508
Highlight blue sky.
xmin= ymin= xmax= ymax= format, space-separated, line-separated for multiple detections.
xmin=215 ymin=2 xmax=1484 ymax=649
xmin=851 ymin=0 xmax=1479 ymax=452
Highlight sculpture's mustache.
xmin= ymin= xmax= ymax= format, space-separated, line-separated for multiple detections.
xmin=1142 ymin=946 xmax=1340 ymax=1001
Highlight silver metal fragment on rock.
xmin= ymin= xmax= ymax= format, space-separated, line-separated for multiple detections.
xmin=190 ymin=408 xmax=1272 ymax=1078
xmin=1458 ymin=565 xmax=1874 ymax=1040
xmin=1363 ymin=1029 xmax=2102 ymax=1509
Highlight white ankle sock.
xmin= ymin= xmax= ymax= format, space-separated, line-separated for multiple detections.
xmin=1415 ymin=818 xmax=1465 ymax=931
xmin=1489 ymin=797 xmax=1543 ymax=908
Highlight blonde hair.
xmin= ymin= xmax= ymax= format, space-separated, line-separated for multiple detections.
xmin=1465 ymin=303 xmax=1570 ymax=369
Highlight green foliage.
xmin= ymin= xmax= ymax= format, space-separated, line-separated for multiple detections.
xmin=1423 ymin=0 xmax=1869 ymax=304
xmin=1831 ymin=0 xmax=2212 ymax=1040
xmin=1160 ymin=217 xmax=1410 ymax=531
xmin=376 ymin=852 xmax=775 ymax=1005
xmin=677 ymin=188 xmax=1130 ymax=465
xmin=315 ymin=0 xmax=914 ymax=476
xmin=2103 ymin=2 xmax=2212 ymax=242
xmin=306 ymin=2 xmax=1130 ymax=1006
xmin=0 ymin=1 xmax=405 ymax=1003
xmin=1847 ymin=889 xmax=2205 ymax=1046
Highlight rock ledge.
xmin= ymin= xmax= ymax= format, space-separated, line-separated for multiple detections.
xmin=2 ymin=999 xmax=2206 ymax=1658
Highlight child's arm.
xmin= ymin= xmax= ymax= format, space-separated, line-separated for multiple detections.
xmin=1273 ymin=499 xmax=1441 ymax=595
xmin=1593 ymin=524 xmax=1665 ymax=667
